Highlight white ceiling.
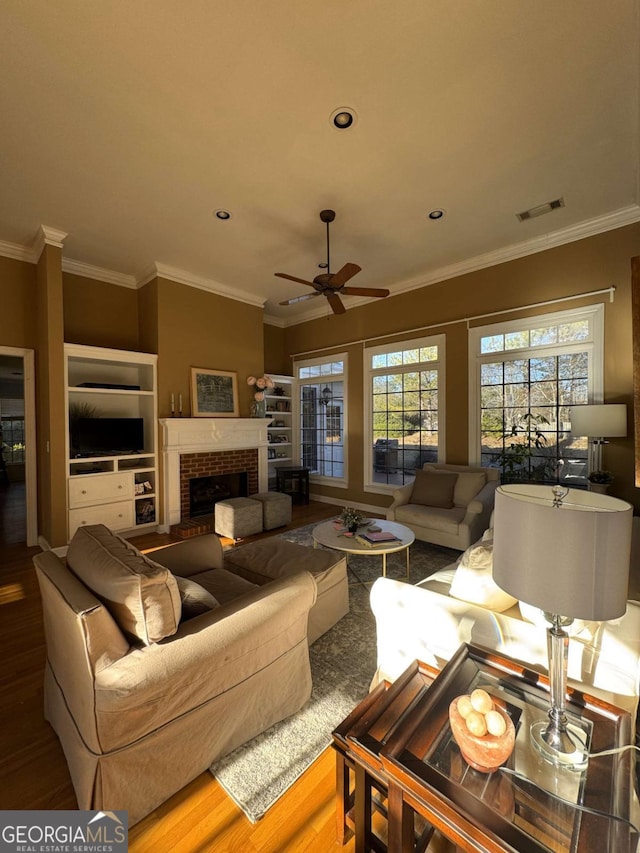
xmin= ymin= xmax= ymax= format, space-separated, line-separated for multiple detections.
xmin=0 ymin=1 xmax=638 ymax=326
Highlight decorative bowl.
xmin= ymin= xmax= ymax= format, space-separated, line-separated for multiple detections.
xmin=449 ymin=696 xmax=515 ymax=773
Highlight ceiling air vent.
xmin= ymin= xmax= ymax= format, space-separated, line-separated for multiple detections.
xmin=516 ymin=197 xmax=565 ymax=222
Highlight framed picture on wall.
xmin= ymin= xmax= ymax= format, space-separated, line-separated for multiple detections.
xmin=190 ymin=367 xmax=239 ymax=417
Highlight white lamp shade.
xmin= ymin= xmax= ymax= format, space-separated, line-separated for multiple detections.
xmin=493 ymin=485 xmax=632 ymax=621
xmin=569 ymin=404 xmax=627 ymax=438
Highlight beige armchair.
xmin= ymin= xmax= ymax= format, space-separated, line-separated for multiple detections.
xmin=386 ymin=462 xmax=499 ymax=550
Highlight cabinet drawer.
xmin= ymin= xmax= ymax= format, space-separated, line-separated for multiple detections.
xmin=68 ymin=501 xmax=135 ymax=539
xmin=69 ymin=472 xmax=133 ymax=508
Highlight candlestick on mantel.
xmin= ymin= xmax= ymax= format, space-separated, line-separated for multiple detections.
xmin=171 ymin=393 xmax=175 ymax=416
xmin=179 ymin=393 xmax=183 ymax=417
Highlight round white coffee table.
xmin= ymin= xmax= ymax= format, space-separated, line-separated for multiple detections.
xmin=311 ymin=519 xmax=415 ymax=579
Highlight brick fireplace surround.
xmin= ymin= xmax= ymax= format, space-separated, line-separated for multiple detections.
xmin=180 ymin=450 xmax=258 ymax=521
xmin=159 ymin=418 xmax=271 ymax=532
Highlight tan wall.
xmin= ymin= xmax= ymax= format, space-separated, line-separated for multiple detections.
xmin=264 ymin=323 xmax=291 ymax=375
xmin=137 ymin=278 xmax=159 ymax=355
xmin=154 ymin=278 xmax=265 ymax=419
xmin=0 ymin=256 xmax=37 ymax=347
xmin=63 ymin=273 xmax=140 ymax=350
xmin=284 ymin=223 xmax=640 ymax=511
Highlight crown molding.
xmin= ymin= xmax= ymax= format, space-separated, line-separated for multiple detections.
xmin=31 ymin=225 xmax=68 ymax=258
xmin=263 ymin=313 xmax=287 ymax=328
xmin=0 ymin=238 xmax=35 ymax=263
xmin=388 ymin=203 xmax=640 ymax=299
xmin=140 ymin=262 xmax=266 ymax=308
xmin=276 ymin=204 xmax=640 ymax=327
xmin=62 ymin=258 xmax=137 ymax=288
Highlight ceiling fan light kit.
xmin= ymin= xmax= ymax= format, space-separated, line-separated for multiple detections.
xmin=275 ymin=209 xmax=390 ymax=315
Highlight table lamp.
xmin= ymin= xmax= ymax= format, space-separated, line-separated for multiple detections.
xmin=569 ymin=404 xmax=627 ymax=475
xmin=492 ymin=484 xmax=632 ymax=768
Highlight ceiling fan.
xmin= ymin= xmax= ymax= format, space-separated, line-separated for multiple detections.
xmin=276 ymin=209 xmax=390 ymax=315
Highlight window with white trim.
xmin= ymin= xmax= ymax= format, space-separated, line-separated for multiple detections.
xmin=365 ymin=335 xmax=445 ymax=491
xmin=295 ymin=355 xmax=347 ymax=484
xmin=469 ymin=305 xmax=604 ymax=485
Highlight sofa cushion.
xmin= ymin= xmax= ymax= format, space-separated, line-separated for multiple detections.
xmin=451 ymin=471 xmax=487 ymax=507
xmin=176 ymin=576 xmax=220 ymax=620
xmin=395 ymin=503 xmax=465 ymax=534
xmin=410 ymin=469 xmax=457 ymax=508
xmin=66 ymin=524 xmax=181 ymax=645
xmin=426 ymin=468 xmax=487 ymax=508
xmin=190 ymin=568 xmax=258 ymax=605
xmin=224 ymin=537 xmax=342 ymax=584
xmin=449 ymin=533 xmax=517 ymax=612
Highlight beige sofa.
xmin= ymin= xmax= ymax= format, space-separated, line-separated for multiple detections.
xmin=386 ymin=462 xmax=499 ymax=550
xmin=34 ymin=524 xmax=337 ymax=825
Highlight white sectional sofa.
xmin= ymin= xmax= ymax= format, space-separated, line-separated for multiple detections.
xmin=370 ymin=529 xmax=640 ymax=726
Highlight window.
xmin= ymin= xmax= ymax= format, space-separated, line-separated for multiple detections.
xmin=365 ymin=335 xmax=445 ymax=491
xmin=296 ymin=356 xmax=347 ymax=484
xmin=1 ymin=398 xmax=26 ymax=464
xmin=469 ymin=305 xmax=604 ymax=485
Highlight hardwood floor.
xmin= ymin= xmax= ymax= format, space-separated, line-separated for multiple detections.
xmin=0 ymin=501 xmax=359 ymax=852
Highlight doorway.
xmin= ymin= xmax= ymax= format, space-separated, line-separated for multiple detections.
xmin=0 ymin=348 xmax=36 ymax=547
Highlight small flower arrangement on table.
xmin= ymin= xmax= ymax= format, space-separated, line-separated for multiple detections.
xmin=338 ymin=506 xmax=366 ymax=533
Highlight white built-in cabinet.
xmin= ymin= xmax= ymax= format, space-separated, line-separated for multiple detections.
xmin=65 ymin=344 xmax=158 ymax=541
xmin=265 ymin=374 xmax=294 ymax=488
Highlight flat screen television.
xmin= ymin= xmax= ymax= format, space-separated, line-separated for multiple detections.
xmin=74 ymin=418 xmax=145 ymax=456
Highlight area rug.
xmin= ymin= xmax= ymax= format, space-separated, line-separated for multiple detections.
xmin=209 ymin=523 xmax=458 ymax=822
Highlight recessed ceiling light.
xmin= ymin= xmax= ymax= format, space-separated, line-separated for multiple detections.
xmin=214 ymin=210 xmax=231 ymax=220
xmin=516 ymin=197 xmax=564 ymax=222
xmin=318 ymin=262 xmax=328 ymax=269
xmin=330 ymin=107 xmax=357 ymax=130
xmin=427 ymin=209 xmax=446 ymax=220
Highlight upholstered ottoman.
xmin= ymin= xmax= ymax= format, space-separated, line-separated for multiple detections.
xmin=214 ymin=497 xmax=263 ymax=540
xmin=250 ymin=491 xmax=292 ymax=530
xmin=224 ymin=538 xmax=349 ymax=643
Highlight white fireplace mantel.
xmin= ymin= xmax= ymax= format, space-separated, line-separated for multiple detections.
xmin=159 ymin=417 xmax=271 ymax=530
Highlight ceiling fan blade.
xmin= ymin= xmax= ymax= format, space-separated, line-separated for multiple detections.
xmin=326 ymin=292 xmax=346 ymax=315
xmin=279 ymin=292 xmax=322 ymax=306
xmin=340 ymin=287 xmax=390 ymax=298
xmin=328 ymin=263 xmax=362 ymax=289
xmin=275 ymin=272 xmax=316 ymax=287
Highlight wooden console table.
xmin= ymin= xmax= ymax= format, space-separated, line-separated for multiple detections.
xmin=333 ymin=646 xmax=637 ymax=852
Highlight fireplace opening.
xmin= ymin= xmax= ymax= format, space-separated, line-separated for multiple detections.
xmin=189 ymin=472 xmax=248 ymax=518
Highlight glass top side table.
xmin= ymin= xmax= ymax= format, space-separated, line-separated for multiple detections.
xmin=376 ymin=646 xmax=637 ymax=853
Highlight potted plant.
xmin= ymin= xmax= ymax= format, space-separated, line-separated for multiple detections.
xmin=492 ymin=413 xmax=554 ymax=483
xmin=339 ymin=506 xmax=365 ymax=533
xmin=587 ymin=470 xmax=613 ymax=494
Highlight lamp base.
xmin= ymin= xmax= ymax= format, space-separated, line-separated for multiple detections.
xmin=530 ymin=717 xmax=590 ymax=771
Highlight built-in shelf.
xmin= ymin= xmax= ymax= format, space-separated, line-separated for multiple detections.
xmin=265 ymin=375 xmax=294 ymax=484
xmin=65 ymin=344 xmax=158 ymax=541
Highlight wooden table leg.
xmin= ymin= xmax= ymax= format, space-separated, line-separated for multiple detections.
xmin=354 ymin=764 xmax=372 ymax=853
xmin=388 ymin=781 xmax=414 ymax=853
xmin=334 ymin=747 xmax=352 ymax=844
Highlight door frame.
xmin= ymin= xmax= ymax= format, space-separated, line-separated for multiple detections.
xmin=0 ymin=346 xmax=37 ymax=546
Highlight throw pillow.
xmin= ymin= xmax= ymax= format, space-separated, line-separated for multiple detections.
xmin=451 ymin=471 xmax=487 ymax=508
xmin=176 ymin=576 xmax=220 ymax=620
xmin=449 ymin=537 xmax=518 ymax=612
xmin=66 ymin=524 xmax=182 ymax=645
xmin=410 ymin=469 xmax=458 ymax=508
xmin=422 ymin=468 xmax=487 ymax=507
